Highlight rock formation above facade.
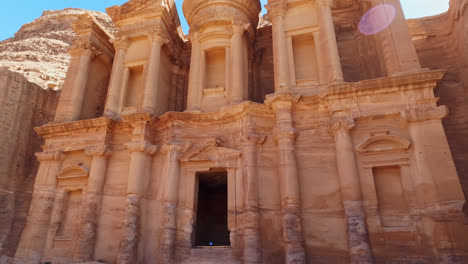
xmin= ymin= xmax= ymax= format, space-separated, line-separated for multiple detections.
xmin=0 ymin=8 xmax=115 ymax=90
xmin=1 ymin=0 xmax=468 ymax=263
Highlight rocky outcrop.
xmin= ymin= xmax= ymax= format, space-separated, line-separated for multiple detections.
xmin=0 ymin=8 xmax=115 ymax=90
xmin=408 ymin=0 xmax=468 ymax=209
xmin=0 ymin=69 xmax=59 ymax=261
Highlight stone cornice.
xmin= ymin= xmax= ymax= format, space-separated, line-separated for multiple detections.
xmin=321 ymin=69 xmax=446 ymax=100
xmin=35 ymin=117 xmax=115 ymax=138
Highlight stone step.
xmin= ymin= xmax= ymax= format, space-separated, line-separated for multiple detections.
xmin=181 ymin=247 xmax=240 ymax=264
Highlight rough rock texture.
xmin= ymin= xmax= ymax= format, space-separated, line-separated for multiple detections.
xmin=0 ymin=8 xmax=115 ymax=90
xmin=408 ymin=0 xmax=468 ymax=208
xmin=0 ymin=69 xmax=59 ymax=262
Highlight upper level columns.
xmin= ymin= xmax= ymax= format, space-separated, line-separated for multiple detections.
xmin=316 ymin=0 xmax=343 ymax=83
xmin=231 ymin=24 xmax=247 ymax=105
xmin=105 ymin=38 xmax=130 ymax=118
xmin=143 ymin=34 xmax=168 ymax=115
xmin=267 ymin=1 xmax=291 ymax=91
xmin=187 ymin=31 xmax=202 ymax=111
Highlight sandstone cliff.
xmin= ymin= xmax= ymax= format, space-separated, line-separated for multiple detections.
xmin=0 ymin=69 xmax=59 ymax=261
xmin=408 ymin=0 xmax=468 ymax=208
xmin=0 ymin=8 xmax=115 ymax=90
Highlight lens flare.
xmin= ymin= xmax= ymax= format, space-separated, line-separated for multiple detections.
xmin=359 ymin=4 xmax=396 ymax=35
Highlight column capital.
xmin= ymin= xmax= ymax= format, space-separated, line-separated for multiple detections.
xmin=274 ymin=128 xmax=296 ymax=142
xmin=112 ymin=37 xmax=131 ymax=51
xmin=161 ymin=140 xmax=191 ymax=154
xmin=84 ymin=145 xmax=112 ymax=157
xmin=125 ymin=140 xmax=158 ymax=155
xmin=400 ymin=106 xmax=448 ymax=123
xmin=317 ymin=0 xmax=334 ymax=7
xmin=36 ymin=151 xmax=64 ymax=162
xmin=188 ymin=27 xmax=200 ymax=42
xmin=68 ymin=41 xmax=100 ymax=59
xmin=232 ymin=23 xmax=249 ymax=35
xmin=147 ymin=33 xmax=169 ymax=45
xmin=330 ymin=117 xmax=355 ymax=135
xmin=266 ymin=0 xmax=287 ymax=18
xmin=242 ymin=132 xmax=266 ymax=146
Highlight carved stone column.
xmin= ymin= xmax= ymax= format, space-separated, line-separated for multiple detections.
xmin=14 ymin=151 xmax=63 ymax=264
xmin=158 ymin=140 xmax=190 ymax=263
xmin=267 ymin=1 xmax=291 ymax=91
xmin=316 ymin=0 xmax=344 ymax=84
xmin=55 ymin=45 xmax=96 ymax=122
xmin=73 ymin=145 xmax=111 ymax=262
xmin=267 ymin=92 xmax=305 ymax=264
xmin=105 ymin=38 xmax=130 ymax=118
xmin=231 ymin=24 xmax=246 ymax=104
xmin=117 ymin=140 xmax=157 ymax=264
xmin=242 ymin=131 xmax=265 ymax=264
xmin=187 ymin=31 xmax=202 ymax=111
xmin=331 ymin=118 xmax=373 ymax=264
xmin=143 ymin=33 xmax=168 ymax=115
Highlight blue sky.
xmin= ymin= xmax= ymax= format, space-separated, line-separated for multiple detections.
xmin=0 ymin=0 xmax=450 ymax=41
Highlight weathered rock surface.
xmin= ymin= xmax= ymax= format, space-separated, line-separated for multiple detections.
xmin=0 ymin=69 xmax=59 ymax=260
xmin=0 ymin=8 xmax=115 ymax=90
xmin=408 ymin=0 xmax=468 ymax=210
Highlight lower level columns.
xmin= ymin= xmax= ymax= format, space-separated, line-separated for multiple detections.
xmin=117 ymin=141 xmax=157 ymax=264
xmin=331 ymin=118 xmax=373 ymax=263
xmin=73 ymin=146 xmax=111 ymax=262
xmin=267 ymin=93 xmax=305 ymax=264
xmin=158 ymin=140 xmax=190 ymax=264
xmin=14 ymin=151 xmax=63 ymax=264
xmin=242 ymin=132 xmax=265 ymax=263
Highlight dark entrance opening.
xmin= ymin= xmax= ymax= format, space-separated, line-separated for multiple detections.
xmin=194 ymin=170 xmax=230 ymax=247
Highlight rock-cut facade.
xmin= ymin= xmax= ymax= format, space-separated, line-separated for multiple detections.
xmin=9 ymin=0 xmax=468 ymax=263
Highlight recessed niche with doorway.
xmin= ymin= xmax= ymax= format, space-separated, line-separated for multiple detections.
xmin=292 ymin=34 xmax=319 ymax=86
xmin=194 ymin=170 xmax=230 ymax=248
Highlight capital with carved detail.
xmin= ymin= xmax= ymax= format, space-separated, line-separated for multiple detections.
xmin=161 ymin=140 xmax=191 ymax=154
xmin=265 ymin=0 xmax=287 ymax=18
xmin=125 ymin=140 xmax=158 ymax=155
xmin=36 ymin=151 xmax=64 ymax=162
xmin=330 ymin=118 xmax=355 ymax=135
xmin=84 ymin=145 xmax=112 ymax=157
xmin=112 ymin=36 xmax=131 ymax=51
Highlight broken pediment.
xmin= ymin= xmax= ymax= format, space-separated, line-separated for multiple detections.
xmin=356 ymin=130 xmax=411 ymax=155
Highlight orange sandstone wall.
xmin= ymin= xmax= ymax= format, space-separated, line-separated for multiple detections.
xmin=0 ymin=69 xmax=59 ymax=260
xmin=408 ymin=0 xmax=468 ymax=205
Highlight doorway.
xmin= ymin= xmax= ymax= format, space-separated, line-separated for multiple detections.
xmin=194 ymin=170 xmax=230 ymax=247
